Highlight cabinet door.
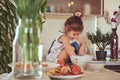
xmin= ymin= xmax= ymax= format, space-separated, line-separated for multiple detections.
xmin=47 ymin=0 xmax=104 ymax=15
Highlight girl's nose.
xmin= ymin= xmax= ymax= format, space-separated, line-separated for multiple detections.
xmin=75 ymin=35 xmax=78 ymax=38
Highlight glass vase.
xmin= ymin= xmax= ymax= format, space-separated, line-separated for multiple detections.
xmin=110 ymin=28 xmax=118 ymax=60
xmin=12 ymin=18 xmax=43 ymax=79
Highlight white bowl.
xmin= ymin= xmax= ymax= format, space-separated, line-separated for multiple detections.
xmin=70 ymin=54 xmax=93 ymax=70
xmin=88 ymin=61 xmax=105 ymax=72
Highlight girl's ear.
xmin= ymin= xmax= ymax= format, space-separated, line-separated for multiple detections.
xmin=64 ymin=27 xmax=70 ymax=33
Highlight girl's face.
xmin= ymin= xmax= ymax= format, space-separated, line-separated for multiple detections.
xmin=66 ymin=30 xmax=81 ymax=40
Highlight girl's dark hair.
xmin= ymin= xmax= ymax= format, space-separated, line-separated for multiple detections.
xmin=64 ymin=12 xmax=83 ymax=32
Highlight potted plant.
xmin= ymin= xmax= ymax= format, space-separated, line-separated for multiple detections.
xmin=0 ymin=0 xmax=18 ymax=73
xmin=87 ymin=27 xmax=112 ymax=60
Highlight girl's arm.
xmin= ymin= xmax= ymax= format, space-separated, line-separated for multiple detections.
xmin=60 ymin=35 xmax=76 ymax=56
xmin=77 ymin=37 xmax=86 ymax=55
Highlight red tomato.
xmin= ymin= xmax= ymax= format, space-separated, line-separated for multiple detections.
xmin=71 ymin=64 xmax=81 ymax=75
xmin=57 ymin=59 xmax=65 ymax=66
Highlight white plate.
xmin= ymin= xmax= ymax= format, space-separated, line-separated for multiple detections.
xmin=47 ymin=72 xmax=84 ymax=80
xmin=8 ymin=62 xmax=59 ymax=71
xmin=42 ymin=62 xmax=59 ymax=70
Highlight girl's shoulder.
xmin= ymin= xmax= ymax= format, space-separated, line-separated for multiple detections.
xmin=59 ymin=34 xmax=70 ymax=43
xmin=55 ymin=33 xmax=65 ymax=43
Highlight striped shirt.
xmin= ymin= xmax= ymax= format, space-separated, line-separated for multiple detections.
xmin=46 ymin=34 xmax=80 ymax=63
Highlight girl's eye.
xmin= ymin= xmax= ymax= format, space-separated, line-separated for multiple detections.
xmin=73 ymin=34 xmax=76 ymax=36
xmin=73 ymin=34 xmax=78 ymax=36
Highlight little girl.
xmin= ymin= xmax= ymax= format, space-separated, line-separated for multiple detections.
xmin=46 ymin=11 xmax=86 ymax=63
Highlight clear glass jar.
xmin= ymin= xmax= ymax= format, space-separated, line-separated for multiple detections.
xmin=12 ymin=18 xmax=43 ymax=79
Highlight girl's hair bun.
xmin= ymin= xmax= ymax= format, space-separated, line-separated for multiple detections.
xmin=74 ymin=11 xmax=82 ymax=17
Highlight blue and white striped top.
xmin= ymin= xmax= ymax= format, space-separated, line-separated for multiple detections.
xmin=46 ymin=34 xmax=80 ymax=63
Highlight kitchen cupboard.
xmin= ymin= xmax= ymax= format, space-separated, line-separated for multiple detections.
xmin=47 ymin=0 xmax=104 ymax=15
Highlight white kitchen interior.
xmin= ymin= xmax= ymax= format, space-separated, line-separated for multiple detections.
xmin=1 ymin=0 xmax=120 ymax=80
xmin=41 ymin=0 xmax=120 ymax=59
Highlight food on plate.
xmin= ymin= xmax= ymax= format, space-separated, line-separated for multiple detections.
xmin=57 ymin=59 xmax=65 ymax=66
xmin=42 ymin=63 xmax=48 ymax=67
xmin=48 ymin=64 xmax=82 ymax=76
xmin=71 ymin=64 xmax=81 ymax=75
xmin=47 ymin=68 xmax=57 ymax=74
xmin=60 ymin=65 xmax=71 ymax=75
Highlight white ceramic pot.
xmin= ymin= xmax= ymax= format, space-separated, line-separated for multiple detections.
xmin=88 ymin=61 xmax=105 ymax=72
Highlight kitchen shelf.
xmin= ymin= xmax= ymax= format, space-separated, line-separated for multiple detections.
xmin=46 ymin=12 xmax=102 ymax=18
xmin=47 ymin=0 xmax=104 ymax=15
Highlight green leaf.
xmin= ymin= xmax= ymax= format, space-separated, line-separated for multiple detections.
xmin=87 ymin=27 xmax=112 ymax=51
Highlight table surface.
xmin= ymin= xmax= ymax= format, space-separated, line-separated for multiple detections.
xmin=8 ymin=68 xmax=120 ymax=80
xmin=8 ymin=71 xmax=50 ymax=80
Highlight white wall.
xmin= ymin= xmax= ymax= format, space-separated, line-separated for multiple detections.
xmin=41 ymin=15 xmax=98 ymax=58
xmin=41 ymin=0 xmax=120 ymax=58
xmin=98 ymin=0 xmax=120 ymax=48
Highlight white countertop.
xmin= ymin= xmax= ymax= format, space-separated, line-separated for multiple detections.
xmin=51 ymin=68 xmax=120 ymax=80
xmin=2 ymin=60 xmax=120 ymax=80
xmin=105 ymin=60 xmax=120 ymax=65
xmin=8 ymin=71 xmax=50 ymax=80
xmin=4 ymin=68 xmax=120 ymax=80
